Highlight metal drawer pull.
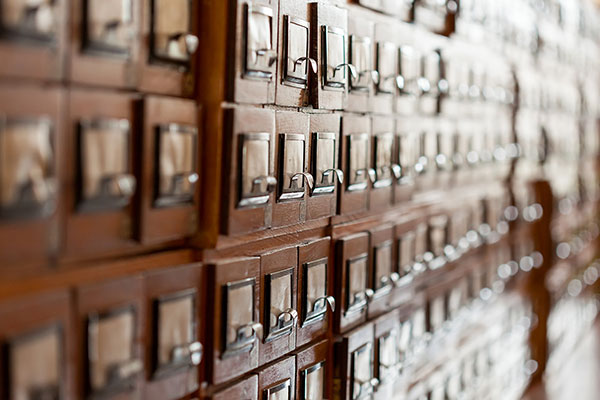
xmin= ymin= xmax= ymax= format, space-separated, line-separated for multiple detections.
xmin=293 ymin=57 xmax=318 ymax=74
xmin=290 ymin=172 xmax=315 ymax=191
xmin=322 ymin=168 xmax=344 ymax=185
xmin=333 ymin=63 xmax=358 ymax=80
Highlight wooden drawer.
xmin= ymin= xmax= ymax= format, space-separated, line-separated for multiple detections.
xmin=297 ymin=237 xmax=334 ymax=347
xmin=275 ymin=0 xmax=312 ymax=107
xmin=137 ymin=96 xmax=200 ymax=245
xmin=142 ymin=264 xmax=203 ymax=400
xmin=393 ymin=117 xmax=418 ymax=203
xmin=69 ymin=0 xmax=141 ymax=88
xmin=306 ymin=113 xmax=342 ymax=221
xmin=346 ymin=8 xmax=375 ymax=114
xmin=272 ymin=111 xmax=310 ymax=228
xmin=63 ymin=89 xmax=139 ymax=260
xmin=202 ymin=375 xmax=258 ymax=400
xmin=309 ymin=2 xmax=349 ymax=110
xmin=259 ymin=246 xmax=298 ymax=366
xmin=222 ymin=106 xmax=276 ymax=235
xmin=258 ymin=355 xmax=296 ymax=400
xmin=138 ymin=0 xmax=198 ymax=96
xmin=373 ymin=309 xmax=401 ymax=400
xmin=295 ymin=339 xmax=330 ymax=400
xmin=0 ymin=290 xmax=72 ymax=400
xmin=370 ymin=20 xmax=398 ymax=115
xmin=335 ymin=232 xmax=369 ymax=333
xmin=338 ymin=114 xmax=372 ymax=216
xmin=369 ymin=116 xmax=396 ymax=211
xmin=76 ymin=276 xmax=144 ymax=399
xmin=228 ymin=0 xmax=278 ymax=104
xmin=333 ymin=323 xmax=376 ymax=400
xmin=367 ymin=224 xmax=395 ymax=319
xmin=205 ymin=257 xmax=261 ymax=385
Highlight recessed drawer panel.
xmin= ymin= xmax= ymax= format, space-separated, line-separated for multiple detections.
xmin=8 ymin=325 xmax=62 ymax=400
xmin=311 ymin=132 xmax=342 ymax=195
xmin=83 ymin=0 xmax=135 ymax=55
xmin=283 ymin=16 xmax=311 ymax=86
xmin=239 ymin=133 xmax=275 ymax=207
xmin=77 ymin=118 xmax=134 ymax=212
xmin=0 ymin=117 xmax=56 ymax=220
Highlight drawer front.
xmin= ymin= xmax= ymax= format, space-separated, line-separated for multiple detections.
xmin=224 ymin=107 xmax=275 ymax=235
xmin=0 ymin=290 xmax=70 ymax=400
xmin=208 ymin=257 xmax=261 ymax=384
xmin=77 ymin=277 xmax=143 ymax=398
xmin=335 ymin=232 xmax=370 ymax=333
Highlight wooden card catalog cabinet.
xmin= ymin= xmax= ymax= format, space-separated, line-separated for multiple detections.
xmin=374 ymin=310 xmax=401 ymax=400
xmin=333 ymin=323 xmax=376 ymax=400
xmin=347 ymin=11 xmax=374 ymax=113
xmin=298 ymin=237 xmax=334 ymax=347
xmin=259 ymin=246 xmax=298 ymax=366
xmin=367 ymin=224 xmax=395 ymax=318
xmin=0 ymin=290 xmax=70 ymax=400
xmin=370 ymin=117 xmax=396 ymax=210
xmin=231 ymin=0 xmax=277 ymax=104
xmin=276 ymin=0 xmax=313 ymax=107
xmin=143 ymin=264 xmax=202 ymax=400
xmin=259 ymin=355 xmax=295 ymax=400
xmin=273 ymin=112 xmax=309 ymax=228
xmin=306 ymin=113 xmax=341 ymax=220
xmin=139 ymin=0 xmax=198 ymax=96
xmin=0 ymin=0 xmax=66 ymax=80
xmin=296 ymin=340 xmax=329 ymax=400
xmin=396 ymin=45 xmax=421 ymax=115
xmin=0 ymin=84 xmax=61 ymax=266
xmin=138 ymin=96 xmax=199 ymax=244
xmin=223 ymin=107 xmax=275 ymax=235
xmin=206 ymin=257 xmax=261 ymax=385
xmin=77 ymin=277 xmax=143 ymax=398
xmin=309 ymin=2 xmax=349 ymax=110
xmin=335 ymin=232 xmax=370 ymax=333
xmin=339 ymin=115 xmax=372 ymax=215
xmin=70 ymin=0 xmax=139 ymax=88
xmin=65 ymin=90 xmax=137 ymax=258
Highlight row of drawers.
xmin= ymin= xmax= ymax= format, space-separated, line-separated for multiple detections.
xmin=0 ymin=0 xmax=198 ymax=96
xmin=222 ymin=0 xmax=516 ymax=114
xmin=0 ymin=84 xmax=200 ymax=266
xmin=0 ymin=208 xmax=534 ymax=399
xmin=221 ymin=106 xmax=515 ymax=234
